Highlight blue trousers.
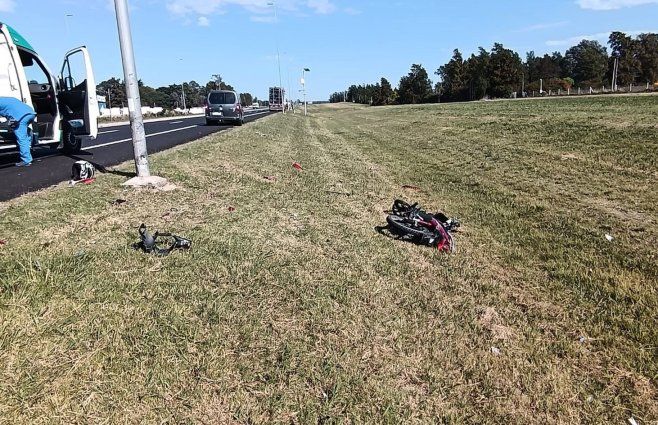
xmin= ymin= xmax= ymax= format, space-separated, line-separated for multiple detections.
xmin=14 ymin=114 xmax=36 ymax=164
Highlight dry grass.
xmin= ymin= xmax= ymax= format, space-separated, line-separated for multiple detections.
xmin=0 ymin=95 xmax=656 ymax=423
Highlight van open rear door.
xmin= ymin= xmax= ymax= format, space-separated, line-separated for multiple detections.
xmin=58 ymin=47 xmax=98 ymax=140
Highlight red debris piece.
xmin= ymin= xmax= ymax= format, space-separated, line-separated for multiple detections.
xmin=0 ymin=240 xmax=6 ymax=246
xmin=228 ymin=206 xmax=236 ymax=212
xmin=292 ymin=162 xmax=303 ymax=171
xmin=402 ymin=184 xmax=422 ymax=191
xmin=82 ymin=178 xmax=95 ymax=185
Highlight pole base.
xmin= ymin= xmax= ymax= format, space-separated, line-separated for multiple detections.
xmin=122 ymin=175 xmax=174 ymax=191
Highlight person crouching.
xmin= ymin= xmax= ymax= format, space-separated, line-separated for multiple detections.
xmin=0 ymin=97 xmax=37 ymax=167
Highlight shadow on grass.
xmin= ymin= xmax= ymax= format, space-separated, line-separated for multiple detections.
xmin=375 ymin=225 xmax=427 ymax=247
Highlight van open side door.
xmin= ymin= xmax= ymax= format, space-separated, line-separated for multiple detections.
xmin=58 ymin=47 xmax=98 ymax=140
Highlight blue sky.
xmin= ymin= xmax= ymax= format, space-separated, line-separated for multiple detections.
xmin=1 ymin=0 xmax=657 ymax=100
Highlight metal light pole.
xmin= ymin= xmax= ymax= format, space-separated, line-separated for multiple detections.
xmin=64 ymin=14 xmax=73 ymax=39
xmin=114 ymin=0 xmax=150 ymax=178
xmin=178 ymin=58 xmax=187 ymax=111
xmin=302 ymin=68 xmax=310 ymax=116
xmin=268 ymin=1 xmax=285 ymax=114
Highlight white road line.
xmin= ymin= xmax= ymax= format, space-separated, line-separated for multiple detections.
xmin=169 ymin=121 xmax=183 ymax=124
xmin=87 ymin=125 xmax=199 ymax=150
xmin=98 ymin=129 xmax=119 ymax=135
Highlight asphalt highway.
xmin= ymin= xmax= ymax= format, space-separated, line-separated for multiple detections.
xmin=0 ymin=109 xmax=272 ymax=201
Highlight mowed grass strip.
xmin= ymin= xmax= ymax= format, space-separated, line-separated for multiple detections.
xmin=0 ymin=95 xmax=656 ymax=423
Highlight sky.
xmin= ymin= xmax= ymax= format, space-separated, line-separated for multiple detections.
xmin=1 ymin=0 xmax=657 ymax=101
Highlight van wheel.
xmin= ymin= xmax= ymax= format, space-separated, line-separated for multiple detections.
xmin=236 ymin=116 xmax=243 ymax=126
xmin=61 ymin=131 xmax=81 ymax=154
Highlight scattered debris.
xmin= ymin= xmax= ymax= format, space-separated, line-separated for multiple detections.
xmin=586 ymin=395 xmax=594 ymax=403
xmin=0 ymin=239 xmax=6 ymax=246
xmin=111 ymin=199 xmax=127 ymax=206
xmin=578 ymin=336 xmax=588 ymax=344
xmin=326 ymin=190 xmax=351 ymax=196
xmin=263 ymin=175 xmax=277 ymax=182
xmin=292 ymin=162 xmax=303 ymax=171
xmin=628 ymin=417 xmax=638 ymax=425
xmin=69 ymin=178 xmax=95 ymax=186
xmin=402 ymin=184 xmax=422 ymax=191
xmin=605 ymin=234 xmax=614 ymax=242
xmin=490 ymin=346 xmax=501 ymax=356
xmin=133 ymin=224 xmax=191 ymax=256
xmin=228 ymin=206 xmax=236 ymax=212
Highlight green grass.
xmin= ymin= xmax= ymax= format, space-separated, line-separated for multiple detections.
xmin=1 ymin=95 xmax=656 ymax=423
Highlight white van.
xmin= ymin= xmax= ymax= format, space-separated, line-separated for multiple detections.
xmin=0 ymin=22 xmax=98 ymax=154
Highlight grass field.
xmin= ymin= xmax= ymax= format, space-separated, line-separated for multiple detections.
xmin=0 ymin=95 xmax=656 ymax=423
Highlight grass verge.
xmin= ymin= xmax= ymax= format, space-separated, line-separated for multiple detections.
xmin=1 ymin=95 xmax=656 ymax=423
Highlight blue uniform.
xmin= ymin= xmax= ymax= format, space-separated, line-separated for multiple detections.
xmin=0 ymin=97 xmax=36 ymax=164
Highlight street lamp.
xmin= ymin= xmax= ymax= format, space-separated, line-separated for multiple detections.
xmin=267 ymin=1 xmax=285 ymax=114
xmin=302 ymin=67 xmax=310 ymax=116
xmin=178 ymin=58 xmax=187 ymax=111
xmin=113 ymin=0 xmax=150 ymax=179
xmin=64 ymin=14 xmax=73 ymax=39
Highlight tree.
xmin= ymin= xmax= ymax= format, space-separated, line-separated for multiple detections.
xmin=97 ymin=77 xmax=126 ymax=107
xmin=240 ymin=93 xmax=254 ymax=106
xmin=373 ymin=77 xmax=394 ymax=106
xmin=635 ymin=33 xmax=658 ymax=84
xmin=608 ymin=31 xmax=641 ymax=86
xmin=464 ymin=47 xmax=490 ymax=100
xmin=488 ymin=43 xmax=523 ymax=98
xmin=436 ymin=49 xmax=466 ymax=101
xmin=564 ymin=40 xmax=609 ymax=87
xmin=398 ymin=64 xmax=433 ymax=104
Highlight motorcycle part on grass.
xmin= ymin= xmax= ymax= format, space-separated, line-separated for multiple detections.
xmin=134 ymin=223 xmax=192 ymax=256
xmin=386 ymin=199 xmax=459 ymax=252
xmin=71 ymin=160 xmax=95 ymax=181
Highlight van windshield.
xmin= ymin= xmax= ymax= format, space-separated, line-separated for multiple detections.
xmin=209 ymin=92 xmax=236 ymax=104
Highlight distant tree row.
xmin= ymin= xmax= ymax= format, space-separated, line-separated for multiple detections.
xmin=97 ymin=76 xmax=257 ymax=110
xmin=330 ymin=31 xmax=658 ymax=104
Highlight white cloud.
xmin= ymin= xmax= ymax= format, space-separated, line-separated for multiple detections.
xmin=546 ymin=29 xmax=657 ymax=46
xmin=577 ymin=0 xmax=658 ymax=10
xmin=307 ymin=0 xmax=335 ymax=14
xmin=197 ymin=16 xmax=210 ymax=26
xmin=0 ymin=0 xmax=15 ymax=12
xmin=344 ymin=6 xmax=361 ymax=15
xmin=166 ymin=0 xmax=336 ymax=18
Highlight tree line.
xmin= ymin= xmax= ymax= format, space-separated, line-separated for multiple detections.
xmin=97 ymin=76 xmax=257 ymax=110
xmin=329 ymin=31 xmax=658 ymax=105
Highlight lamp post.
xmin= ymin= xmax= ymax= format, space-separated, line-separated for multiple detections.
xmin=64 ymin=14 xmax=73 ymax=39
xmin=267 ymin=1 xmax=285 ymax=114
xmin=178 ymin=58 xmax=187 ymax=111
xmin=113 ymin=0 xmax=150 ymax=178
xmin=302 ymin=67 xmax=310 ymax=116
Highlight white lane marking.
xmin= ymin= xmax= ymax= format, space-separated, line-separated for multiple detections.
xmin=169 ymin=121 xmax=183 ymax=124
xmin=87 ymin=125 xmax=199 ymax=150
xmin=98 ymin=129 xmax=119 ymax=135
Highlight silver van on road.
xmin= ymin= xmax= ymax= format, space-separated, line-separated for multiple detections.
xmin=205 ymin=90 xmax=243 ymax=126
